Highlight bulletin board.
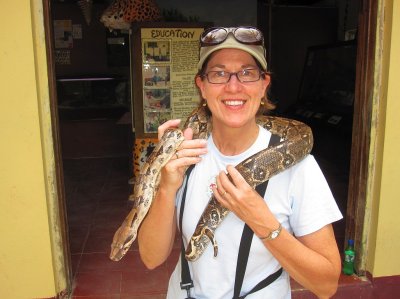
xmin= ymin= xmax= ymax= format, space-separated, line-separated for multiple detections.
xmin=130 ymin=22 xmax=211 ymax=139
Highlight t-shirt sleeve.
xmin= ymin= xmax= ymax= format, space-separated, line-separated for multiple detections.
xmin=289 ymin=155 xmax=343 ymax=237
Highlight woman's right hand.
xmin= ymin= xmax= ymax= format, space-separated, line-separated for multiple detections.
xmin=140 ymin=118 xmax=204 ymax=269
xmin=157 ymin=119 xmax=208 ymax=193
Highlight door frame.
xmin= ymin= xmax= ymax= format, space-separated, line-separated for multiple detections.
xmin=41 ymin=0 xmax=378 ymax=292
xmin=42 ymin=0 xmax=73 ymax=296
xmin=345 ymin=0 xmax=377 ymax=275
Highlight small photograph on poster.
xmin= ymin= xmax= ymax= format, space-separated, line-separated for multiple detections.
xmin=143 ymin=65 xmax=170 ymax=87
xmin=144 ymin=111 xmax=172 ymax=133
xmin=144 ymin=89 xmax=171 ymax=109
xmin=143 ymin=40 xmax=170 ymax=62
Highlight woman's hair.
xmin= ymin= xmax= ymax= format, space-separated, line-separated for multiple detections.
xmin=195 ymin=52 xmax=275 ymax=116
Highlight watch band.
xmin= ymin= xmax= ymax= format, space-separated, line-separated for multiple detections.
xmin=259 ymin=223 xmax=282 ymax=241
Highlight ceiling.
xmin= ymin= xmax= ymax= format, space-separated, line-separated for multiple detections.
xmin=54 ymin=0 xmax=332 ymax=5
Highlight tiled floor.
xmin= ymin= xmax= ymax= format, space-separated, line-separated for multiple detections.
xmin=63 ymin=156 xmax=357 ymax=298
xmin=64 ymin=156 xmax=180 ymax=298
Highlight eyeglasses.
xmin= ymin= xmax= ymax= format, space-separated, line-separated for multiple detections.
xmin=202 ymin=68 xmax=264 ymax=84
xmin=200 ymin=26 xmax=264 ymax=47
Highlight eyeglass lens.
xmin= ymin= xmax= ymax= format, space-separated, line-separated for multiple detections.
xmin=201 ymin=28 xmax=227 ymax=44
xmin=201 ymin=27 xmax=263 ymax=45
xmin=234 ymin=27 xmax=263 ymax=43
xmin=205 ymin=69 xmax=262 ymax=84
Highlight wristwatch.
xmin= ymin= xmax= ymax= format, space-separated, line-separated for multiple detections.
xmin=259 ymin=223 xmax=282 ymax=241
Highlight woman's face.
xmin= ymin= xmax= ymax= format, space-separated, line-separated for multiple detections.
xmin=196 ymin=48 xmax=270 ymax=129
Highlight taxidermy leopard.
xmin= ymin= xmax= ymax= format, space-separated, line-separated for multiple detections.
xmin=100 ymin=0 xmax=162 ymax=30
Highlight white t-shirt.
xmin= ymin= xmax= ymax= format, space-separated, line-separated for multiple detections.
xmin=167 ymin=126 xmax=343 ymax=299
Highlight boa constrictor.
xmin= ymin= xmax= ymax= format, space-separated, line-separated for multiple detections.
xmin=109 ymin=106 xmax=313 ymax=262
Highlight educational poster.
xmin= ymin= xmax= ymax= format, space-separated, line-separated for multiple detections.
xmin=53 ymin=20 xmax=73 ymax=49
xmin=54 ymin=50 xmax=71 ymax=65
xmin=131 ymin=24 xmax=208 ymax=136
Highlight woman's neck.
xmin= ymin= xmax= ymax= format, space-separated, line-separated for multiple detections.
xmin=212 ymin=122 xmax=259 ymax=156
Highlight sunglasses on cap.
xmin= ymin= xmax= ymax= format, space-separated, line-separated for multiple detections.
xmin=200 ymin=26 xmax=264 ymax=47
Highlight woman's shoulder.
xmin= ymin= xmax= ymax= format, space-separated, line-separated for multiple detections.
xmin=290 ymin=154 xmax=321 ymax=175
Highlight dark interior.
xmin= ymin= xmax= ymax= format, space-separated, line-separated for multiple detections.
xmin=51 ymin=0 xmax=360 ymax=296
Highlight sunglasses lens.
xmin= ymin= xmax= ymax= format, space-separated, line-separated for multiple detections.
xmin=234 ymin=27 xmax=263 ymax=43
xmin=201 ymin=28 xmax=227 ymax=44
xmin=200 ymin=27 xmax=263 ymax=46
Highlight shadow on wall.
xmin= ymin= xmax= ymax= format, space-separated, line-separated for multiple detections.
xmin=156 ymin=0 xmax=258 ymax=27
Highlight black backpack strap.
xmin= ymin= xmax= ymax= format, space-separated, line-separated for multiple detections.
xmin=180 ymin=133 xmax=282 ymax=299
xmin=179 ymin=165 xmax=195 ymax=298
xmin=235 ymin=268 xmax=283 ymax=299
xmin=232 ymin=133 xmax=282 ymax=299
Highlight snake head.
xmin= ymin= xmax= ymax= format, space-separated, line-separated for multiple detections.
xmin=109 ymin=226 xmax=137 ymax=261
xmin=109 ymin=208 xmax=138 ymax=261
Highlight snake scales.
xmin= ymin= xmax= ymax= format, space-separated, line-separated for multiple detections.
xmin=109 ymin=106 xmax=313 ymax=262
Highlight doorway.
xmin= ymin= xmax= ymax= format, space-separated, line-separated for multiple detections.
xmin=257 ymin=0 xmax=361 ymax=255
xmin=43 ymin=0 xmax=373 ymax=296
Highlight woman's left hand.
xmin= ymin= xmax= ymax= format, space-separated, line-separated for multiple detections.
xmin=212 ymin=165 xmax=278 ymax=237
xmin=213 ymin=166 xmax=341 ymax=299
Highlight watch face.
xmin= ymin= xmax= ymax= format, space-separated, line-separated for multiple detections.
xmin=271 ymin=231 xmax=279 ymax=239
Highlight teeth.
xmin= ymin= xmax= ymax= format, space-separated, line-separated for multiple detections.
xmin=225 ymin=100 xmax=244 ymax=106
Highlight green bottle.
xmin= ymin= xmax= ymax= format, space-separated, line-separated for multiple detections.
xmin=343 ymin=239 xmax=355 ymax=275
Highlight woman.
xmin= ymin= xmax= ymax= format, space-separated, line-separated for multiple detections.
xmin=138 ymin=26 xmax=342 ymax=298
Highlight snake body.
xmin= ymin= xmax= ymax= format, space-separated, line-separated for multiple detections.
xmin=109 ymin=106 xmax=313 ymax=262
xmin=184 ymin=109 xmax=313 ymax=261
xmin=110 ymin=128 xmax=184 ymax=261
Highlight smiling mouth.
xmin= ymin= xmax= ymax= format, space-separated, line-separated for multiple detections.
xmin=223 ymin=100 xmax=245 ymax=106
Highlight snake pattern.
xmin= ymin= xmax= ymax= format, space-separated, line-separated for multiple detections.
xmin=109 ymin=128 xmax=184 ymax=261
xmin=109 ymin=106 xmax=313 ymax=262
